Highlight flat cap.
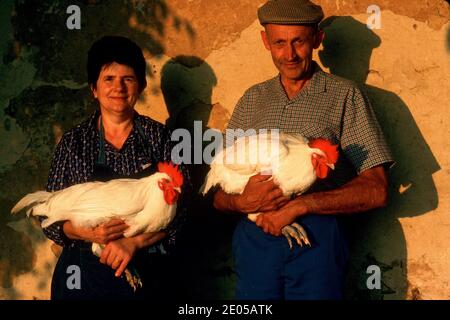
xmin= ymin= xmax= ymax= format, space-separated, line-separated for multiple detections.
xmin=258 ymin=0 xmax=324 ymax=25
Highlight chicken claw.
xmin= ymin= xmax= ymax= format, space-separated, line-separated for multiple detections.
xmin=124 ymin=267 xmax=143 ymax=292
xmin=281 ymin=222 xmax=311 ymax=249
xmin=92 ymin=243 xmax=143 ymax=292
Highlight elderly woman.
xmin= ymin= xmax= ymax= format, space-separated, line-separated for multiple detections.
xmin=40 ymin=36 xmax=191 ymax=300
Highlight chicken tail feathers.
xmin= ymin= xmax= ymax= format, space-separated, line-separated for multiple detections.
xmin=11 ymin=191 xmax=51 ymax=217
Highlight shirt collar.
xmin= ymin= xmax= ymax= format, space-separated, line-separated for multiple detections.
xmin=307 ymin=61 xmax=327 ymax=94
xmin=87 ymin=109 xmax=101 ymax=131
xmin=86 ymin=109 xmax=142 ymax=132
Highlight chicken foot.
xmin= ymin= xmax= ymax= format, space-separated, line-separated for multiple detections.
xmin=281 ymin=222 xmax=311 ymax=249
xmin=124 ymin=267 xmax=143 ymax=292
xmin=247 ymin=214 xmax=311 ymax=249
xmin=92 ymin=242 xmax=143 ymax=292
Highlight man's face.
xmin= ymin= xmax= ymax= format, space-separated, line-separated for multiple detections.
xmin=262 ymin=24 xmax=323 ymax=82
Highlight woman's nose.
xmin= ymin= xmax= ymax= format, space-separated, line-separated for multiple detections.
xmin=113 ymin=79 xmax=126 ymax=91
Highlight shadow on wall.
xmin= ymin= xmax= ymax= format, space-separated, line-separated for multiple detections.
xmin=160 ymin=56 xmax=236 ymax=299
xmin=447 ymin=25 xmax=450 ymax=52
xmin=9 ymin=0 xmax=195 ymax=84
xmin=319 ymin=16 xmax=440 ymax=300
xmin=162 ymin=56 xmax=218 ymax=131
xmin=0 ymin=0 xmax=194 ymax=295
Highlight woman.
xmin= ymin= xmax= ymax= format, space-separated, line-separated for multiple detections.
xmin=40 ymin=36 xmax=191 ymax=300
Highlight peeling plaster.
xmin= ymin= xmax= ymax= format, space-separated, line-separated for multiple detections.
xmin=1 ymin=0 xmax=449 ymax=300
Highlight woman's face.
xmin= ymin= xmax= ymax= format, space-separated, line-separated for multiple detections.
xmin=92 ymin=62 xmax=141 ymax=117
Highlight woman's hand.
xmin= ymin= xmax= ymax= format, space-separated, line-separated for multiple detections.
xmin=63 ymin=218 xmax=129 ymax=244
xmin=100 ymin=231 xmax=166 ymax=277
xmin=100 ymin=237 xmax=139 ymax=277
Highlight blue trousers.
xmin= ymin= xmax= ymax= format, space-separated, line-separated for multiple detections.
xmin=232 ymin=215 xmax=349 ymax=300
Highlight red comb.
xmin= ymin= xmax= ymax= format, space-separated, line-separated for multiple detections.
xmin=308 ymin=138 xmax=339 ymax=164
xmin=157 ymin=162 xmax=184 ymax=187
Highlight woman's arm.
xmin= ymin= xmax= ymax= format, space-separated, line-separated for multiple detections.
xmin=40 ymin=135 xmax=75 ymax=247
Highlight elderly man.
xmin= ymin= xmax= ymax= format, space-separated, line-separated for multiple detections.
xmin=213 ymin=0 xmax=394 ymax=299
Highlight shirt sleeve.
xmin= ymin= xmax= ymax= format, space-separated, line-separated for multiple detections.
xmin=227 ymin=93 xmax=250 ymax=131
xmin=340 ymin=84 xmax=395 ymax=174
xmin=40 ymin=133 xmax=76 ymax=247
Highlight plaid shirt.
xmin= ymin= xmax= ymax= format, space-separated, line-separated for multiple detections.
xmin=40 ymin=110 xmax=191 ymax=252
xmin=227 ymin=62 xmax=394 ymax=190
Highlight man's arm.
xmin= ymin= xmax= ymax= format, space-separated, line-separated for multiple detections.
xmin=255 ymin=166 xmax=389 ymax=236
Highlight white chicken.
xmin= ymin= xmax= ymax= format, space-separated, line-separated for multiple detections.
xmin=11 ymin=162 xmax=184 ymax=289
xmin=200 ymin=132 xmax=339 ymax=249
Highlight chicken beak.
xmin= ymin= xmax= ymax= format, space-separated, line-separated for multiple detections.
xmin=174 ymin=187 xmax=181 ymax=193
xmin=327 ymin=163 xmax=335 ymax=170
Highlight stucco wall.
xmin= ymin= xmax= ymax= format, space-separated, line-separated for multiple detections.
xmin=0 ymin=0 xmax=449 ymax=299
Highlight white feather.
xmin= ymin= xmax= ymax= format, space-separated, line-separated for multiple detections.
xmin=11 ymin=171 xmax=180 ymax=255
xmin=201 ymin=132 xmax=324 ymax=196
xmin=11 ymin=191 xmax=52 ymax=217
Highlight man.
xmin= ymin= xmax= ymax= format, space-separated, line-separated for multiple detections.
xmin=213 ymin=0 xmax=394 ymax=299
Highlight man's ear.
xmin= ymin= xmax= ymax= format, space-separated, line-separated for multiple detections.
xmin=313 ymin=29 xmax=324 ymax=49
xmin=261 ymin=30 xmax=271 ymax=50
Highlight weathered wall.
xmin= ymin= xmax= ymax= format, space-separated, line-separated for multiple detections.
xmin=0 ymin=0 xmax=449 ymax=299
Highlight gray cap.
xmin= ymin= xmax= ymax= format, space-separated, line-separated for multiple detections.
xmin=258 ymin=0 xmax=324 ymax=25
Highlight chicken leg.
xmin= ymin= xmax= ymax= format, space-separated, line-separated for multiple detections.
xmin=247 ymin=214 xmax=311 ymax=249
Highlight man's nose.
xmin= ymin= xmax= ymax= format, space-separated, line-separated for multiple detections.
xmin=286 ymin=44 xmax=297 ymax=60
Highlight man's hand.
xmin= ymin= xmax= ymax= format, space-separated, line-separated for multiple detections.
xmin=63 ymin=218 xmax=128 ymax=244
xmin=232 ymin=173 xmax=290 ymax=213
xmin=255 ymin=200 xmax=308 ymax=236
xmin=255 ymin=165 xmax=389 ymax=236
xmin=100 ymin=237 xmax=139 ymax=277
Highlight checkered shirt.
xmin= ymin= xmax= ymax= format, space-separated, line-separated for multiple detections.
xmin=227 ymin=62 xmax=394 ymax=190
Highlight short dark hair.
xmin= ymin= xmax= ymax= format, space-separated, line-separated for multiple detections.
xmin=87 ymin=36 xmax=147 ymax=91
